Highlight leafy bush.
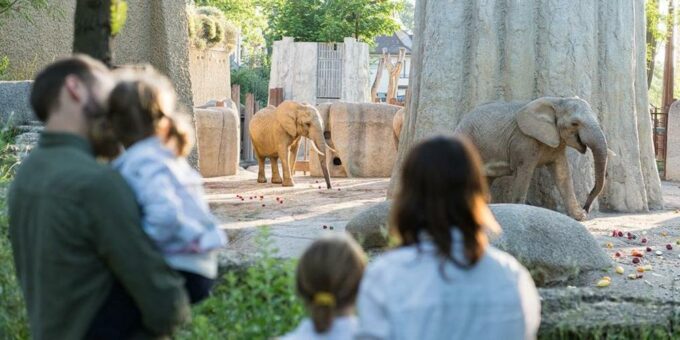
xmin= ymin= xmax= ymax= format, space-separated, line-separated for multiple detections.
xmin=231 ymin=65 xmax=270 ymax=107
xmin=0 ymin=56 xmax=9 ymax=80
xmin=0 ymin=128 xmax=29 ymax=340
xmin=188 ymin=5 xmax=239 ymax=54
xmin=177 ymin=227 xmax=305 ymax=339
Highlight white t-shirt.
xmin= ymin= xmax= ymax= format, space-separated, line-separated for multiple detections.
xmin=280 ymin=316 xmax=357 ymax=340
xmin=356 ymin=236 xmax=540 ymax=340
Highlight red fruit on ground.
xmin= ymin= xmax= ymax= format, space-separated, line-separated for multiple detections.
xmin=632 ymin=257 xmax=640 ymax=264
xmin=615 ymin=252 xmax=622 ymax=257
xmin=667 ymin=244 xmax=673 ymax=250
xmin=262 ymin=204 xmax=266 ymax=207
xmin=646 ymin=247 xmax=653 ymax=252
xmin=323 ymin=225 xmax=327 ymax=229
xmin=618 ymin=231 xmax=624 ymax=237
xmin=279 ymin=201 xmax=284 ymax=204
xmin=642 ymin=238 xmax=647 ymax=244
xmin=330 ymin=226 xmax=334 ymax=230
xmin=612 ymin=230 xmax=618 ymax=237
xmin=318 ymin=186 xmax=322 ymax=189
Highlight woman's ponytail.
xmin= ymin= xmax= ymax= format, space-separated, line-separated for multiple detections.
xmin=161 ymin=115 xmax=192 ymax=157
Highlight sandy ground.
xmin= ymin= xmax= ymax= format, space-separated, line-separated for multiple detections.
xmin=207 ymin=166 xmax=680 ymax=299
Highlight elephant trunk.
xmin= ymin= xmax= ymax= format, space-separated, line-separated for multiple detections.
xmin=311 ymin=130 xmax=333 ymax=189
xmin=580 ymin=122 xmax=608 ymax=212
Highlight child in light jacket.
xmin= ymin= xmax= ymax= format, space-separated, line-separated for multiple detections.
xmin=107 ymin=67 xmax=226 ymax=303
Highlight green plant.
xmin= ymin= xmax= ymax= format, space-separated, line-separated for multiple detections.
xmin=177 ymin=227 xmax=305 ymax=339
xmin=188 ymin=5 xmax=240 ymax=54
xmin=0 ymin=128 xmax=28 ymax=340
xmin=0 ymin=56 xmax=9 ymax=80
xmin=110 ymin=0 xmax=128 ymax=37
xmin=231 ymin=65 xmax=270 ymax=107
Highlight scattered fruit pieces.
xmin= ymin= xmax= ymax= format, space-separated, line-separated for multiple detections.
xmin=656 ymin=250 xmax=663 ymax=256
xmin=631 ymin=250 xmax=643 ymax=257
xmin=318 ymin=186 xmax=322 ymax=189
xmin=615 ymin=252 xmax=622 ymax=257
xmin=667 ymin=244 xmax=673 ymax=250
xmin=261 ymin=204 xmax=266 ymax=207
xmin=279 ymin=200 xmax=284 ymax=204
xmin=596 ymin=277 xmax=611 ymax=287
xmin=628 ymin=273 xmax=644 ymax=280
xmin=637 ymin=267 xmax=645 ymax=273
xmin=618 ymin=231 xmax=624 ymax=237
xmin=676 ymin=240 xmax=680 ymax=245
xmin=642 ymin=238 xmax=647 ymax=244
xmin=662 ymin=231 xmax=669 ymax=237
xmin=322 ymin=225 xmax=327 ymax=229
xmin=632 ymin=257 xmax=640 ymax=264
xmin=615 ymin=266 xmax=624 ymax=274
xmin=646 ymin=247 xmax=653 ymax=252
xmin=329 ymin=226 xmax=334 ymax=230
xmin=606 ymin=243 xmax=613 ymax=249
xmin=612 ymin=230 xmax=618 ymax=237
xmin=642 ymin=265 xmax=652 ymax=271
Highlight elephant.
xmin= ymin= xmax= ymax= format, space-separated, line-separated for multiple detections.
xmin=454 ymin=96 xmax=608 ymax=221
xmin=249 ymin=100 xmax=333 ymax=188
xmin=393 ymin=107 xmax=405 ymax=149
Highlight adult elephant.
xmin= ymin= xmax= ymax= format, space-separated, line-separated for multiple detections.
xmin=249 ymin=100 xmax=333 ymax=188
xmin=454 ymin=96 xmax=608 ymax=221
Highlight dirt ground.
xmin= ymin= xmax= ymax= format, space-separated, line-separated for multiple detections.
xmin=206 ymin=167 xmax=680 ymax=299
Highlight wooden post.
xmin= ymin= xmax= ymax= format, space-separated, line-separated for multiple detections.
xmin=268 ymin=87 xmax=284 ymax=107
xmin=231 ymin=84 xmax=240 ymax=105
xmin=662 ymin=0 xmax=675 ymax=111
xmin=244 ymin=93 xmax=256 ymax=162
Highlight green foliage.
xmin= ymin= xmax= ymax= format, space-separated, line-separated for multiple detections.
xmin=188 ymin=5 xmax=240 ymax=54
xmin=0 ymin=129 xmax=29 ymax=340
xmin=0 ymin=0 xmax=61 ymax=26
xmin=268 ymin=0 xmax=402 ymax=44
xmin=177 ymin=227 xmax=305 ymax=339
xmin=110 ymin=0 xmax=128 ymax=37
xmin=196 ymin=0 xmax=270 ymax=66
xmin=396 ymin=0 xmax=413 ymax=31
xmin=231 ymin=65 xmax=271 ymax=107
xmin=0 ymin=56 xmax=9 ymax=80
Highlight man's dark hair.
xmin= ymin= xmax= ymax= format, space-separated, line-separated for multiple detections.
xmin=30 ymin=55 xmax=109 ymax=122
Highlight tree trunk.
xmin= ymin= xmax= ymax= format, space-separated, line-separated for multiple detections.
xmin=73 ymin=0 xmax=113 ymax=66
xmin=661 ymin=0 xmax=675 ymax=111
xmin=385 ymin=48 xmax=406 ymax=102
xmin=371 ymin=52 xmax=386 ymax=102
xmin=390 ymin=0 xmax=663 ymax=213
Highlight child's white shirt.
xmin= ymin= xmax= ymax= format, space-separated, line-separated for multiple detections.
xmin=280 ymin=316 xmax=357 ymax=340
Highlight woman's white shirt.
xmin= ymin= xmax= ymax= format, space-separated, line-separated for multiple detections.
xmin=356 ymin=238 xmax=540 ymax=340
xmin=280 ymin=316 xmax=357 ymax=340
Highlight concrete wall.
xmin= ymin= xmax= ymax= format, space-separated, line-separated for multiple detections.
xmin=0 ymin=0 xmax=195 ymax=109
xmin=189 ymin=48 xmax=232 ymax=106
xmin=269 ymin=37 xmax=370 ymax=105
xmin=666 ymin=102 xmax=680 ymax=181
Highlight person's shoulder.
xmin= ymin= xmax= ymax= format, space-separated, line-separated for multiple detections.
xmin=279 ymin=318 xmax=313 ymax=340
xmin=365 ymin=245 xmax=421 ymax=279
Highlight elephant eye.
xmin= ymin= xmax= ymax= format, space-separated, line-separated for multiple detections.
xmin=571 ymin=122 xmax=579 ymax=127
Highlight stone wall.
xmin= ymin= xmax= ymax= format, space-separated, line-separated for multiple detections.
xmin=269 ymin=37 xmax=370 ymax=105
xmin=0 ymin=0 xmax=194 ymax=109
xmin=666 ymin=101 xmax=680 ymax=181
xmin=188 ymin=48 xmax=232 ymax=107
xmin=391 ymin=0 xmax=662 ymax=213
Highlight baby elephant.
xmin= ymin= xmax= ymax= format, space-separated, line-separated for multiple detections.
xmin=455 ymin=96 xmax=608 ymax=221
xmin=249 ymin=100 xmax=333 ymax=188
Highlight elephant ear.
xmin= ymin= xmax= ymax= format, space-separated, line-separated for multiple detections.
xmin=516 ymin=97 xmax=560 ymax=148
xmin=275 ymin=101 xmax=298 ymax=137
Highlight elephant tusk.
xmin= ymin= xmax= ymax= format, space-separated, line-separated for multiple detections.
xmin=309 ymin=139 xmax=325 ymax=156
xmin=607 ymin=148 xmax=617 ymax=158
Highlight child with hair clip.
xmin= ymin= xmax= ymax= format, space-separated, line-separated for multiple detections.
xmin=281 ymin=234 xmax=367 ymax=340
xmin=107 ymin=67 xmax=226 ymax=303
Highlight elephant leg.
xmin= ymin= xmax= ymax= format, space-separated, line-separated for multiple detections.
xmin=289 ymin=138 xmax=301 ymax=178
xmin=257 ymin=154 xmax=267 ymax=183
xmin=510 ymin=161 xmax=537 ymax=204
xmin=279 ymin=145 xmax=294 ymax=187
xmin=271 ymin=157 xmax=283 ymax=184
xmin=549 ymin=154 xmax=587 ymax=221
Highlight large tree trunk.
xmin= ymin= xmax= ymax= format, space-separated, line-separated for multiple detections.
xmin=390 ymin=0 xmax=663 ymax=213
xmin=73 ymin=0 xmax=113 ymax=66
xmin=647 ymin=0 xmax=660 ymax=88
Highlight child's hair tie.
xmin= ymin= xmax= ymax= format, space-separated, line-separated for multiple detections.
xmin=313 ymin=292 xmax=336 ymax=307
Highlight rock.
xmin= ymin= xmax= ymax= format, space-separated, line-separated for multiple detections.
xmin=311 ymin=102 xmax=401 ymax=178
xmin=345 ymin=201 xmax=392 ymax=249
xmin=0 ymin=81 xmax=34 ymax=127
xmin=539 ymin=288 xmax=679 ymax=338
xmin=194 ymin=105 xmax=240 ymax=177
xmin=347 ymin=201 xmax=610 ymax=286
xmin=389 ymin=1 xmax=662 ymax=212
xmin=490 ymin=204 xmax=611 ymax=285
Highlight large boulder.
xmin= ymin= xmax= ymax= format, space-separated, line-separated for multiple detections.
xmin=311 ymin=102 xmax=402 ymax=178
xmin=345 ymin=201 xmax=392 ymax=249
xmin=194 ymin=101 xmax=240 ymax=177
xmin=346 ymin=202 xmax=610 ymax=286
xmin=490 ymin=204 xmax=611 ymax=285
xmin=0 ymin=81 xmax=34 ymax=127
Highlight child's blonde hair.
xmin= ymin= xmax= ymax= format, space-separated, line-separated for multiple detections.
xmin=296 ymin=234 xmax=367 ymax=333
xmin=108 ymin=66 xmax=193 ymax=157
